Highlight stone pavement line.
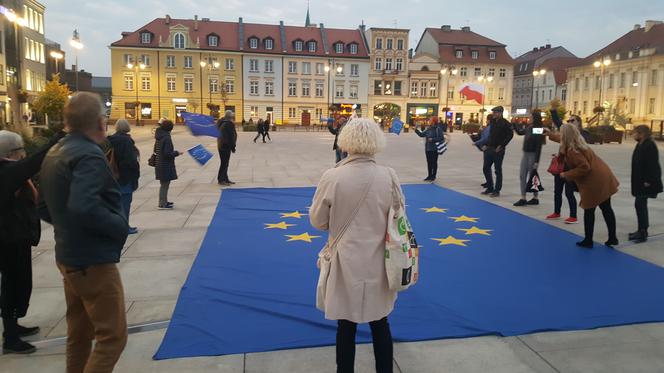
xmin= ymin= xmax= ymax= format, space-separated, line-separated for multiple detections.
xmin=516 ymin=336 xmax=561 ymax=373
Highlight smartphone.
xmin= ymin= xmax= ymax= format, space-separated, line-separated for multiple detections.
xmin=532 ymin=128 xmax=544 ymax=135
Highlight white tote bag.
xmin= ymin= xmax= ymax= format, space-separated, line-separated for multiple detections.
xmin=385 ymin=176 xmax=419 ymax=291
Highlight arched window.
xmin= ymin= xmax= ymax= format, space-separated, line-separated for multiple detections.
xmin=174 ymin=33 xmax=186 ymax=49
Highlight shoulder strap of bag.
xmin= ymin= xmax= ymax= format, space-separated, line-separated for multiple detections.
xmin=326 ymin=167 xmax=378 ymax=256
xmin=389 ymin=169 xmax=405 ymax=211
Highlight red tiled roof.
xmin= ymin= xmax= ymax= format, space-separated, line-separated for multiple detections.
xmin=538 ymin=57 xmax=584 ymax=85
xmin=425 ymin=27 xmax=505 ymax=47
xmin=584 ymin=22 xmax=664 ymax=63
xmin=243 ymin=22 xmax=283 ymax=54
xmin=514 ymin=46 xmax=559 ymax=63
xmin=325 ymin=27 xmax=369 ymax=57
xmin=438 ymin=45 xmax=513 ymax=64
xmin=283 ymin=25 xmax=323 ymax=54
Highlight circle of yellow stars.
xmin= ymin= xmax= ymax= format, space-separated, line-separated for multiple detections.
xmin=420 ymin=206 xmax=492 ymax=249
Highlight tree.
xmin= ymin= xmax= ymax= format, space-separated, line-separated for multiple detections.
xmin=32 ymin=73 xmax=70 ymax=132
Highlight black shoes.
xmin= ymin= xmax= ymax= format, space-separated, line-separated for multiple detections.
xmin=605 ymin=238 xmax=619 ymax=247
xmin=576 ymin=239 xmax=594 ymax=249
xmin=481 ymin=189 xmax=494 ymax=195
xmin=513 ymin=199 xmax=527 ymax=207
xmin=16 ymin=325 xmax=40 ymax=338
xmin=490 ymin=191 xmax=500 ymax=198
xmin=158 ymin=202 xmax=174 ymax=210
xmin=481 ymin=183 xmax=488 ymax=188
xmin=424 ymin=176 xmax=433 ymax=181
xmin=629 ymin=230 xmax=648 ymax=243
xmin=219 ymin=180 xmax=236 ymax=186
xmin=527 ymin=198 xmax=539 ymax=205
xmin=2 ymin=339 xmax=36 ymax=354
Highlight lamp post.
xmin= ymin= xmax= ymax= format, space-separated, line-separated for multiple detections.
xmin=50 ymin=51 xmax=63 ymax=77
xmin=593 ymin=58 xmax=611 ymax=113
xmin=200 ymin=56 xmax=220 ymax=116
xmin=324 ymin=63 xmax=331 ymax=117
xmin=69 ymin=30 xmax=84 ymax=91
xmin=126 ymin=59 xmax=146 ymax=126
xmin=531 ymin=68 xmax=547 ymax=111
xmin=440 ymin=65 xmax=458 ymax=126
xmin=477 ymin=74 xmax=494 ymax=125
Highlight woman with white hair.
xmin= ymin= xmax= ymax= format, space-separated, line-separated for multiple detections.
xmin=0 ymin=129 xmax=64 ymax=354
xmin=310 ymin=118 xmax=401 ymax=373
xmin=108 ymin=119 xmax=140 ymax=234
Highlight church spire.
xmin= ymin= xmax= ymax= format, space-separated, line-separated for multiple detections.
xmin=305 ymin=1 xmax=313 ymax=27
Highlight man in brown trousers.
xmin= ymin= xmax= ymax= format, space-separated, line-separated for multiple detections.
xmin=40 ymin=92 xmax=128 ymax=372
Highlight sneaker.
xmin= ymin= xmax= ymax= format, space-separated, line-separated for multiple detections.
xmin=546 ymin=213 xmax=561 ymax=220
xmin=605 ymin=238 xmax=619 ymax=247
xmin=128 ymin=227 xmax=139 ymax=235
xmin=564 ymin=217 xmax=578 ymax=224
xmin=576 ymin=239 xmax=594 ymax=249
xmin=481 ymin=189 xmax=494 ymax=195
xmin=2 ymin=339 xmax=36 ymax=354
xmin=158 ymin=204 xmax=173 ymax=210
xmin=16 ymin=325 xmax=40 ymax=338
xmin=513 ymin=199 xmax=527 ymax=207
xmin=526 ymin=198 xmax=539 ymax=205
xmin=490 ymin=191 xmax=500 ymax=198
xmin=166 ymin=202 xmax=174 ymax=207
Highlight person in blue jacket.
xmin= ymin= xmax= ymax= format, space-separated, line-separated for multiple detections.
xmin=415 ymin=117 xmax=447 ymax=182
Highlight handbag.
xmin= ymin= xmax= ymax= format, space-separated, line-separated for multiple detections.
xmin=315 ymin=168 xmax=377 ymax=311
xmin=148 ymin=139 xmax=158 ymax=167
xmin=385 ymin=172 xmax=419 ymax=291
xmin=547 ymin=153 xmax=565 ymax=175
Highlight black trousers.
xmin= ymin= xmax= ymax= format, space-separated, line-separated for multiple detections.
xmin=554 ymin=174 xmax=578 ymax=218
xmin=253 ymin=131 xmax=263 ymax=142
xmin=583 ymin=198 xmax=617 ymax=242
xmin=482 ymin=148 xmax=505 ymax=192
xmin=217 ymin=148 xmax=232 ymax=183
xmin=0 ymin=243 xmax=33 ymax=340
xmin=263 ymin=132 xmax=271 ymax=142
xmin=635 ymin=195 xmax=651 ymax=231
xmin=337 ymin=317 xmax=393 ymax=373
xmin=425 ymin=151 xmax=439 ymax=178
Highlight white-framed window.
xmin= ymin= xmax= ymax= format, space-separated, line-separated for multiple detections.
xmin=308 ymin=41 xmax=316 ymax=52
xmin=303 ymin=62 xmax=311 ymax=75
xmin=141 ymin=54 xmax=150 ymax=67
xmin=397 ymin=39 xmax=404 ymax=50
xmin=225 ymin=58 xmax=235 ymax=70
xmin=651 ymin=70 xmax=659 ymax=86
xmin=471 ymin=50 xmax=479 ymax=59
xmin=460 ymin=67 xmax=468 ymax=77
xmin=124 ymin=54 xmax=133 ymax=66
xmin=209 ymin=76 xmax=219 ymax=93
xmin=302 ymin=82 xmax=311 ymax=96
xmin=499 ymin=68 xmax=506 ymax=77
xmin=489 ymin=51 xmax=496 ymax=60
xmin=265 ymin=38 xmax=274 ymax=50
xmin=455 ymin=50 xmax=463 ymax=58
xmin=396 ymin=58 xmax=403 ymax=71
xmin=288 ymin=81 xmax=297 ymax=96
xmin=350 ymin=64 xmax=359 ymax=77
xmin=265 ymin=60 xmax=274 ymax=73
xmin=375 ymin=57 xmax=382 ymax=70
xmin=184 ymin=56 xmax=193 ymax=69
xmin=265 ymin=81 xmax=274 ymax=95
xmin=225 ymin=79 xmax=235 ymax=94
xmin=488 ymin=67 xmax=495 ymax=76
xmin=632 ymin=71 xmax=639 ymax=84
xmin=376 ymin=38 xmax=383 ymax=49
xmin=429 ymin=82 xmax=437 ymax=97
xmin=250 ymin=106 xmax=259 ymax=118
xmin=649 ymin=98 xmax=656 ymax=114
xmin=385 ymin=58 xmax=393 ymax=71
xmin=208 ymin=35 xmax=219 ymax=47
xmin=498 ymin=88 xmax=505 ymax=100
xmin=474 ymin=67 xmax=482 ymax=76
xmin=141 ymin=74 xmax=151 ymax=91
xmin=447 ymin=86 xmax=454 ymax=99
xmin=123 ymin=73 xmax=134 ymax=91
xmin=249 ymin=38 xmax=258 ymax=49
xmin=350 ymin=85 xmax=358 ymax=99
xmin=335 ymin=83 xmax=344 ymax=98
xmin=288 ymin=108 xmax=297 ymax=118
xmin=335 ymin=43 xmax=344 ymax=53
xmin=315 ymin=82 xmax=324 ymax=97
xmin=349 ymin=43 xmax=358 ymax=54
xmin=141 ymin=32 xmax=151 ymax=44
xmin=315 ymin=108 xmax=323 ymax=119
xmin=420 ymin=81 xmax=428 ymax=97
xmin=184 ymin=75 xmax=194 ymax=92
xmin=166 ymin=75 xmax=176 ymax=91
xmin=174 ymin=33 xmax=186 ymax=49
xmin=295 ymin=40 xmax=303 ymax=51
xmin=316 ymin=63 xmax=324 ymax=75
xmin=250 ymin=80 xmax=259 ymax=95
xmin=288 ymin=61 xmax=297 ymax=74
xmin=410 ymin=81 xmax=418 ymax=96
xmin=386 ymin=39 xmax=393 ymax=50
xmin=166 ymin=55 xmax=176 ymax=68
xmin=250 ymin=59 xmax=259 ymax=72
xmin=335 ymin=63 xmax=344 ymax=76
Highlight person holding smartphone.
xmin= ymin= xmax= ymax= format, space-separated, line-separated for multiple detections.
xmin=513 ymin=110 xmax=545 ymax=206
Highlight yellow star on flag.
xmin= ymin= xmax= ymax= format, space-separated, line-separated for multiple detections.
xmin=264 ymin=222 xmax=297 ymax=230
xmin=420 ymin=206 xmax=448 ymax=213
xmin=431 ymin=236 xmax=470 ymax=247
xmin=281 ymin=211 xmax=307 ymax=219
xmin=457 ymin=226 xmax=492 ymax=236
xmin=285 ymin=233 xmax=321 ymax=243
xmin=449 ymin=215 xmax=479 ymax=223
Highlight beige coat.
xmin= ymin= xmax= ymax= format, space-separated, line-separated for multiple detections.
xmin=310 ymin=155 xmax=400 ymax=323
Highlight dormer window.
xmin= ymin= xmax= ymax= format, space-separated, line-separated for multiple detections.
xmin=140 ymin=32 xmax=151 ymax=44
xmin=308 ymin=41 xmax=316 ymax=52
xmin=294 ymin=40 xmax=303 ymax=52
xmin=471 ymin=50 xmax=478 ymax=59
xmin=455 ymin=50 xmax=463 ymax=58
xmin=264 ymin=38 xmax=274 ymax=50
xmin=249 ymin=37 xmax=258 ymax=49
xmin=208 ymin=35 xmax=219 ymax=47
xmin=174 ymin=33 xmax=186 ymax=49
xmin=335 ymin=42 xmax=344 ymax=54
xmin=349 ymin=43 xmax=358 ymax=55
xmin=489 ymin=51 xmax=496 ymax=60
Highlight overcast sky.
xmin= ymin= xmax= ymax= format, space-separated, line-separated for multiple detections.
xmin=42 ymin=0 xmax=663 ymax=77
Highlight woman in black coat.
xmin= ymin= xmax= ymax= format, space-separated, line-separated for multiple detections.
xmin=629 ymin=125 xmax=663 ymax=243
xmin=154 ymin=119 xmax=180 ymax=209
xmin=0 ymin=130 xmax=64 ymax=354
xmin=109 ymin=119 xmax=140 ymax=233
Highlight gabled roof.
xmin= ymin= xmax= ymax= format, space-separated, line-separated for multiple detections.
xmin=243 ymin=22 xmax=283 ymax=54
xmin=538 ymin=57 xmax=584 ymax=85
xmin=425 ymin=27 xmax=505 ymax=47
xmin=515 ymin=45 xmax=561 ymax=63
xmin=584 ymin=21 xmax=664 ymax=63
xmin=326 ymin=27 xmax=369 ymax=57
xmin=417 ymin=27 xmax=513 ymax=64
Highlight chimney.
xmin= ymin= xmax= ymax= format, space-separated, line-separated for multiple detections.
xmin=441 ymin=25 xmax=451 ymax=32
xmin=408 ymin=48 xmax=413 ymax=59
xmin=461 ymin=26 xmax=470 ymax=32
xmin=121 ymin=32 xmax=131 ymax=38
xmin=539 ymin=46 xmax=545 ymax=51
xmin=194 ymin=15 xmax=199 ymax=31
xmin=202 ymin=18 xmax=210 ymax=22
xmin=645 ymin=20 xmax=663 ymax=32
xmin=634 ymin=24 xmax=641 ymax=30
xmin=545 ymin=44 xmax=551 ymax=49
xmin=165 ymin=15 xmax=171 ymax=25
xmin=238 ymin=17 xmax=244 ymax=50
xmin=532 ymin=47 xmax=538 ymax=52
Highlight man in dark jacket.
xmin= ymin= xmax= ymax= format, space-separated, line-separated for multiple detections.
xmin=40 ymin=92 xmax=128 ymax=372
xmin=481 ymin=106 xmax=513 ymax=197
xmin=108 ymin=119 xmax=140 ymax=233
xmin=414 ymin=117 xmax=447 ymax=181
xmin=0 ymin=130 xmax=64 ymax=354
xmin=328 ymin=116 xmax=348 ymax=163
xmin=217 ymin=110 xmax=237 ymax=186
xmin=629 ymin=125 xmax=663 ymax=243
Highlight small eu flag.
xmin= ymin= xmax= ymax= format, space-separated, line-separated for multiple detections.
xmin=390 ymin=118 xmax=404 ymax=135
xmin=182 ymin=112 xmax=219 ymax=138
xmin=187 ymin=144 xmax=213 ymax=166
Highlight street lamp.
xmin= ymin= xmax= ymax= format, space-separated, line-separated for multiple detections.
xmin=440 ymin=65 xmax=458 ymax=127
xmin=325 ymin=64 xmax=332 ymax=117
xmin=477 ymin=75 xmax=494 ymax=125
xmin=531 ymin=69 xmax=547 ymax=110
xmin=593 ymin=58 xmax=611 ymax=115
xmin=126 ymin=58 xmax=146 ymax=126
xmin=69 ymin=30 xmax=84 ymax=91
xmin=50 ymin=51 xmax=63 ymax=76
xmin=200 ymin=56 xmax=221 ymax=116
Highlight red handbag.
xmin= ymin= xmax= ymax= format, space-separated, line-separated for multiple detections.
xmin=547 ymin=153 xmax=565 ymax=175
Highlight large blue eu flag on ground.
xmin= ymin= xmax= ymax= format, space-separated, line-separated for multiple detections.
xmin=154 ymin=184 xmax=664 ymax=359
xmin=182 ymin=112 xmax=218 ymax=138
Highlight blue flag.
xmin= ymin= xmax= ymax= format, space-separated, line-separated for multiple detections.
xmin=187 ymin=144 xmax=213 ymax=166
xmin=182 ymin=112 xmax=218 ymax=138
xmin=390 ymin=118 xmax=404 ymax=135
